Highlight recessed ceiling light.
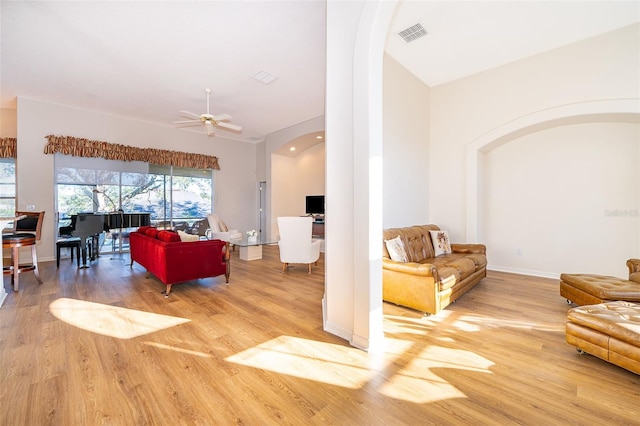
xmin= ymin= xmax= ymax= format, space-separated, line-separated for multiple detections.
xmin=315 ymin=135 xmax=323 ymax=139
xmin=290 ymin=147 xmax=296 ymax=151
xmin=253 ymin=71 xmax=278 ymax=84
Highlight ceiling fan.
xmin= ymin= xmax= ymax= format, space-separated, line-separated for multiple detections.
xmin=174 ymin=88 xmax=242 ymax=137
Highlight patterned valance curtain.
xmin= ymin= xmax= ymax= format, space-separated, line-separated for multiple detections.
xmin=43 ymin=135 xmax=220 ymax=170
xmin=0 ymin=137 xmax=17 ymax=158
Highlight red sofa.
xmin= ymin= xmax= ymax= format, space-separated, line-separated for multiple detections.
xmin=129 ymin=226 xmax=230 ymax=296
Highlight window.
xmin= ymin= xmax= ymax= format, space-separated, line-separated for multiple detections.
xmin=0 ymin=158 xmax=16 ymax=216
xmin=55 ymin=155 xmax=213 ymax=250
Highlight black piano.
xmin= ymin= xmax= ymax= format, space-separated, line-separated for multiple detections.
xmin=63 ymin=212 xmax=151 ymax=267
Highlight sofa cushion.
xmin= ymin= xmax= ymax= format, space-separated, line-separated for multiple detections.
xmin=157 ymin=230 xmax=181 ymax=243
xmin=385 ymin=236 xmax=408 ymax=262
xmin=138 ymin=226 xmax=153 ymax=234
xmin=430 ymin=230 xmax=452 ymax=256
xmin=426 ymin=256 xmax=477 ymax=290
xmin=145 ymin=228 xmax=159 ymax=239
xmin=178 ymin=230 xmax=199 ymax=242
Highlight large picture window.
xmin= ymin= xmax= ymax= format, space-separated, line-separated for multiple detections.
xmin=0 ymin=158 xmax=16 ymax=216
xmin=55 ymin=154 xmax=213 ymax=251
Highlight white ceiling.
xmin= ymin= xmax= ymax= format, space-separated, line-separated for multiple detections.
xmin=2 ymin=1 xmax=638 ymax=145
xmin=386 ymin=1 xmax=640 ymax=87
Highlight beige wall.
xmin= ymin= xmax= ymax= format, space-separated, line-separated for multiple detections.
xmin=264 ymin=116 xmax=324 ymax=239
xmin=484 ymin=122 xmax=638 ymax=277
xmin=271 ymin=142 xmax=325 ymax=239
xmin=382 ymin=54 xmax=430 ymax=228
xmin=0 ymin=108 xmax=17 ymax=137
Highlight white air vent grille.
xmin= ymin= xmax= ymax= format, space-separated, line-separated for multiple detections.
xmin=398 ymin=23 xmax=427 ymax=43
xmin=253 ymin=71 xmax=278 ymax=84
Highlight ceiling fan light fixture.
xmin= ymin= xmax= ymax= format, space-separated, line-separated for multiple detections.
xmin=175 ymin=89 xmax=242 ymax=137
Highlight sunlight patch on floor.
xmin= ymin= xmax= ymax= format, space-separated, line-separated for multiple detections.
xmin=379 ymin=344 xmax=494 ymax=404
xmin=226 ymin=335 xmax=387 ymax=388
xmin=49 ymin=298 xmax=191 ymax=339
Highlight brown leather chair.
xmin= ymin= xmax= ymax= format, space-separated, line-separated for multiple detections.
xmin=2 ymin=211 xmax=45 ymax=291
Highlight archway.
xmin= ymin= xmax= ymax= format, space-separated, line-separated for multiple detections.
xmin=465 ymin=99 xmax=640 ymax=244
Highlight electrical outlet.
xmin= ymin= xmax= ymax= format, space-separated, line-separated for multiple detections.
xmin=515 ymin=248 xmax=522 ymax=256
xmin=26 ymin=204 xmax=35 ymax=211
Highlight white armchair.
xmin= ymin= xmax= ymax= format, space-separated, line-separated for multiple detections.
xmin=277 ymin=216 xmax=321 ymax=273
xmin=207 ymin=214 xmax=242 ymax=241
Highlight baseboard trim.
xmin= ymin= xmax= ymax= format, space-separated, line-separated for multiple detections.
xmin=488 ymin=265 xmax=560 ymax=280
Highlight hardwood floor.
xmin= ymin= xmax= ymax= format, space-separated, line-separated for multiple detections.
xmin=1 ymin=246 xmax=638 ymax=425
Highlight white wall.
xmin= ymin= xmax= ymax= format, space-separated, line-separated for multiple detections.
xmin=484 ymin=122 xmax=639 ymax=277
xmin=382 ymin=54 xmax=430 ymax=228
xmin=15 ymin=97 xmax=257 ymax=261
xmin=429 ymin=23 xmax=640 ymax=275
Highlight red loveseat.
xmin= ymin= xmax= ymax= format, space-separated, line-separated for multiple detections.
xmin=129 ymin=226 xmax=230 ymax=296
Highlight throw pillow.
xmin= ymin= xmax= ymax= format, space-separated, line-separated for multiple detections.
xmin=385 ymin=235 xmax=408 ymax=262
xmin=177 ymin=230 xmax=199 ymax=242
xmin=219 ymin=220 xmax=229 ymax=232
xmin=137 ymin=226 xmax=152 ymax=234
xmin=157 ymin=230 xmax=181 ymax=243
xmin=430 ymin=230 xmax=452 ymax=256
xmin=145 ymin=228 xmax=159 ymax=239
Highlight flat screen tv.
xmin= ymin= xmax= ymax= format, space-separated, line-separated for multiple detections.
xmin=305 ymin=195 xmax=324 ymax=215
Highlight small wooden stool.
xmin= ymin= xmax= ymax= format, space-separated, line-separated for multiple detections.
xmin=2 ymin=233 xmax=43 ymax=291
xmin=56 ymin=237 xmax=82 ymax=268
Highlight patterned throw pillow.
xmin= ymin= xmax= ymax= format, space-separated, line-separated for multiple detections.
xmin=385 ymin=235 xmax=408 ymax=262
xmin=430 ymin=230 xmax=452 ymax=256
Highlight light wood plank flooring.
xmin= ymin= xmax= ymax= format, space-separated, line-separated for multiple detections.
xmin=1 ymin=246 xmax=638 ymax=425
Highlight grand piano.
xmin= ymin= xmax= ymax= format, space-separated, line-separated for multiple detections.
xmin=66 ymin=212 xmax=151 ymax=267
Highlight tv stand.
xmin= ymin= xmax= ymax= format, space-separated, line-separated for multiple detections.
xmin=312 ymin=216 xmax=324 ymax=238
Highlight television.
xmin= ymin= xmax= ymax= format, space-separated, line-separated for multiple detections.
xmin=305 ymin=195 xmax=325 ymax=215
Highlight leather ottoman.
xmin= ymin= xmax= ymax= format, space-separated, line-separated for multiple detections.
xmin=566 ymin=301 xmax=640 ymax=375
xmin=559 ymin=273 xmax=640 ymax=306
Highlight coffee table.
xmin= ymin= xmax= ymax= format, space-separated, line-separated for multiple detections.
xmin=229 ymin=237 xmax=278 ymax=261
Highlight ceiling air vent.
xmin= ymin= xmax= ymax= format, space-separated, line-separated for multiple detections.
xmin=398 ymin=23 xmax=427 ymax=43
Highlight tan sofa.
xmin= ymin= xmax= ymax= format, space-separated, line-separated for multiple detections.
xmin=628 ymin=258 xmax=640 ymax=283
xmin=382 ymin=225 xmax=487 ymax=315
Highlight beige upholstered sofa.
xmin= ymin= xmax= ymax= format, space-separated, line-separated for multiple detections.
xmin=382 ymin=224 xmax=487 ymax=315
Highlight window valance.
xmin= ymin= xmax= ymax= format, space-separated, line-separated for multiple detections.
xmin=0 ymin=138 xmax=17 ymax=158
xmin=44 ymin=135 xmax=220 ymax=170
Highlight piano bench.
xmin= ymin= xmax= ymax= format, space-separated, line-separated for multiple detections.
xmin=56 ymin=237 xmax=82 ymax=268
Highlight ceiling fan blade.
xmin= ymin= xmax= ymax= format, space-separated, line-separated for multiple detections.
xmin=216 ymin=122 xmax=242 ymax=132
xmin=174 ymin=120 xmax=203 ymax=128
xmin=179 ymin=110 xmax=201 ymax=120
xmin=212 ymin=113 xmax=232 ymax=122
